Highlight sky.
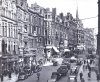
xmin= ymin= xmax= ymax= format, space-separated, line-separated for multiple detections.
xmin=27 ymin=0 xmax=98 ymax=34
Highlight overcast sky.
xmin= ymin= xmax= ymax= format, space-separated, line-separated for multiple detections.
xmin=27 ymin=0 xmax=98 ymax=33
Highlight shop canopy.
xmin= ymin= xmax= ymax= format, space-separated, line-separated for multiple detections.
xmin=46 ymin=46 xmax=59 ymax=53
xmin=70 ymin=56 xmax=77 ymax=60
xmin=64 ymin=49 xmax=70 ymax=52
xmin=52 ymin=46 xmax=59 ymax=53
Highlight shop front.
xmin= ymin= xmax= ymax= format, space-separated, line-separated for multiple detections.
xmin=0 ymin=55 xmax=18 ymax=75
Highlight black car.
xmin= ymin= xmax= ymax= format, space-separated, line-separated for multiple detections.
xmin=18 ymin=71 xmax=28 ymax=80
xmin=23 ymin=66 xmax=31 ymax=76
xmin=57 ymin=65 xmax=68 ymax=76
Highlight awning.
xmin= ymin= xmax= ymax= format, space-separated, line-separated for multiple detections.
xmin=64 ymin=49 xmax=70 ymax=52
xmin=45 ymin=46 xmax=59 ymax=53
xmin=70 ymin=56 xmax=77 ymax=60
xmin=24 ymin=54 xmax=35 ymax=57
xmin=52 ymin=46 xmax=59 ymax=53
xmin=46 ymin=46 xmax=52 ymax=49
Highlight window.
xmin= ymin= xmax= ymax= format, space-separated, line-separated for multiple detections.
xmin=24 ymin=25 xmax=27 ymax=33
xmin=14 ymin=28 xmax=15 ymax=38
xmin=8 ymin=24 xmax=10 ymax=37
xmin=48 ymin=40 xmax=50 ymax=44
xmin=9 ymin=27 xmax=10 ymax=37
xmin=11 ymin=26 xmax=13 ymax=37
xmin=38 ymin=28 xmax=41 ymax=34
xmin=48 ymin=15 xmax=50 ymax=19
xmin=34 ymin=26 xmax=36 ymax=31
xmin=45 ymin=15 xmax=47 ymax=19
xmin=2 ymin=22 xmax=4 ymax=36
xmin=0 ymin=24 xmax=1 ymax=35
xmin=5 ymin=23 xmax=7 ymax=36
xmin=16 ymin=28 xmax=17 ymax=38
xmin=32 ymin=26 xmax=34 ymax=33
xmin=0 ymin=40 xmax=1 ymax=52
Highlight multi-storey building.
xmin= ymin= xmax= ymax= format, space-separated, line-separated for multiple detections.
xmin=52 ymin=13 xmax=68 ymax=56
xmin=75 ymin=11 xmax=84 ymax=54
xmin=16 ymin=0 xmax=29 ymax=66
xmin=84 ymin=28 xmax=95 ymax=54
xmin=44 ymin=8 xmax=53 ymax=46
xmin=65 ymin=13 xmax=77 ymax=51
xmin=28 ymin=3 xmax=45 ymax=62
xmin=0 ymin=0 xmax=18 ymax=74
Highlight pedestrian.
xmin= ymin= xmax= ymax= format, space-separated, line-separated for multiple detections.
xmin=81 ymin=78 xmax=85 ymax=82
xmin=8 ymin=70 xmax=11 ymax=79
xmin=97 ymin=73 xmax=100 ymax=82
xmin=88 ymin=71 xmax=91 ymax=79
xmin=84 ymin=60 xmax=86 ymax=64
xmin=37 ymin=72 xmax=40 ymax=80
xmin=80 ymin=72 xmax=83 ymax=80
xmin=1 ymin=73 xmax=3 ymax=82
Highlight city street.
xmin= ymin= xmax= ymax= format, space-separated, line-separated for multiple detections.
xmin=18 ymin=58 xmax=70 ymax=82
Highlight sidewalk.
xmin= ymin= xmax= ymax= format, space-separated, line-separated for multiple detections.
xmin=77 ymin=64 xmax=98 ymax=82
xmin=0 ymin=73 xmax=18 ymax=82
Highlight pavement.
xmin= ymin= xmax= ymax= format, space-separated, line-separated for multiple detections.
xmin=0 ymin=73 xmax=18 ymax=82
xmin=77 ymin=64 xmax=98 ymax=82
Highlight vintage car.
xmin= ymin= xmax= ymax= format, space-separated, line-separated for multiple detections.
xmin=70 ymin=66 xmax=78 ymax=75
xmin=47 ymin=72 xmax=59 ymax=82
xmin=68 ymin=75 xmax=77 ymax=82
xmin=18 ymin=71 xmax=28 ymax=80
xmin=57 ymin=65 xmax=68 ymax=76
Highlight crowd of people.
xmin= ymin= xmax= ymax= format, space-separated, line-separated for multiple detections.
xmin=79 ymin=58 xmax=100 ymax=82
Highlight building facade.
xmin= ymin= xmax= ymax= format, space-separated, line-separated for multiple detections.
xmin=0 ymin=0 xmax=18 ymax=74
xmin=16 ymin=0 xmax=29 ymax=68
xmin=84 ymin=28 xmax=95 ymax=54
xmin=28 ymin=3 xmax=45 ymax=62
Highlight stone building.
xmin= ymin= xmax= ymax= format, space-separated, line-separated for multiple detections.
xmin=0 ymin=0 xmax=18 ymax=74
xmin=16 ymin=0 xmax=29 ymax=55
xmin=52 ymin=13 xmax=69 ymax=56
xmin=28 ymin=3 xmax=45 ymax=62
xmin=75 ymin=19 xmax=84 ymax=54
xmin=65 ymin=13 xmax=77 ymax=51
xmin=16 ymin=0 xmax=29 ymax=67
xmin=84 ymin=28 xmax=95 ymax=54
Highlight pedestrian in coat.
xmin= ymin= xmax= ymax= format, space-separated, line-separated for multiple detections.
xmin=8 ymin=70 xmax=11 ymax=79
xmin=81 ymin=78 xmax=85 ymax=82
xmin=88 ymin=71 xmax=91 ymax=79
xmin=97 ymin=73 xmax=100 ymax=82
xmin=80 ymin=72 xmax=83 ymax=80
xmin=1 ymin=74 xmax=3 ymax=82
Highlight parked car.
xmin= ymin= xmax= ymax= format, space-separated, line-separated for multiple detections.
xmin=62 ymin=61 xmax=71 ymax=70
xmin=70 ymin=66 xmax=78 ymax=75
xmin=47 ymin=72 xmax=61 ymax=82
xmin=18 ymin=71 xmax=28 ymax=80
xmin=53 ymin=61 xmax=58 ymax=66
xmin=34 ymin=65 xmax=42 ymax=73
xmin=68 ymin=75 xmax=77 ymax=82
xmin=57 ymin=65 xmax=68 ymax=76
